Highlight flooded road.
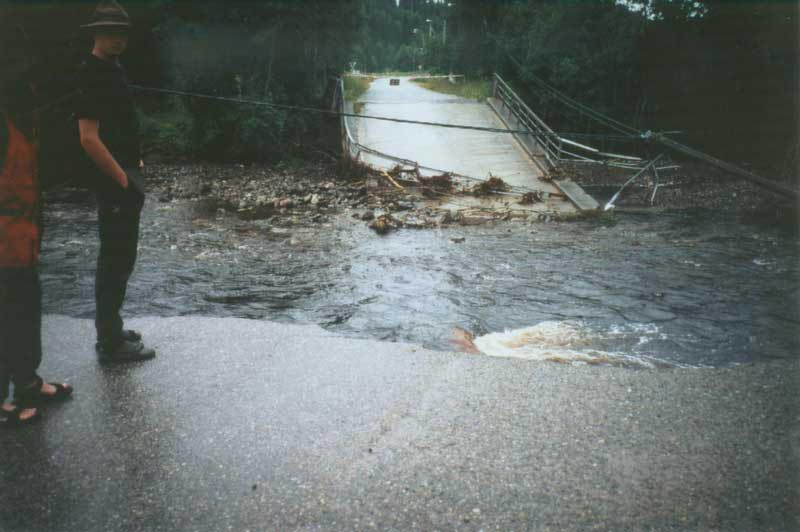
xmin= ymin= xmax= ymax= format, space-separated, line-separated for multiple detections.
xmin=39 ymin=187 xmax=799 ymax=368
xmin=353 ymin=77 xmax=553 ymax=191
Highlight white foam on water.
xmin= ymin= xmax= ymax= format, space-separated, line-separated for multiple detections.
xmin=607 ymin=322 xmax=660 ymax=337
xmin=473 ymin=321 xmax=668 ymax=368
xmin=605 ymin=323 xmax=668 ymax=347
xmin=474 ymin=321 xmax=605 ymax=361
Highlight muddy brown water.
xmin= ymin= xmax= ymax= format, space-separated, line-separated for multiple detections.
xmin=40 ymin=186 xmax=799 ymax=368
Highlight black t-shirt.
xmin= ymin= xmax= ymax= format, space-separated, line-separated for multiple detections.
xmin=0 ymin=118 xmax=6 ymax=169
xmin=0 ymin=85 xmax=37 ymax=170
xmin=74 ymin=53 xmax=140 ymax=168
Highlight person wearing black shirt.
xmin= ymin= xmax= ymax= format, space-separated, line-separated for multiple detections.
xmin=75 ymin=1 xmax=155 ymax=361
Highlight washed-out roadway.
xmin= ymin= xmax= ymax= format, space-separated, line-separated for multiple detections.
xmin=1 ymin=315 xmax=797 ymax=531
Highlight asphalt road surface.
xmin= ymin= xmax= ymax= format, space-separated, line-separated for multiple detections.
xmin=1 ymin=315 xmax=797 ymax=531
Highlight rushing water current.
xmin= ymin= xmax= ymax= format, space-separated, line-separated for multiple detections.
xmin=40 ymin=187 xmax=799 ymax=368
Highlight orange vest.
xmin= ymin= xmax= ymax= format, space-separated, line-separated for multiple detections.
xmin=0 ymin=113 xmax=40 ymax=268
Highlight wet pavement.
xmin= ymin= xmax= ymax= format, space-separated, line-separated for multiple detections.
xmin=1 ymin=315 xmax=798 ymax=531
xmin=352 ymin=78 xmax=561 ymax=197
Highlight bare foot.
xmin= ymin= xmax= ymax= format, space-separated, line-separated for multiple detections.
xmin=23 ymin=380 xmax=59 ymax=396
xmin=39 ymin=382 xmax=58 ymax=396
xmin=17 ymin=379 xmax=73 ymax=404
xmin=2 ymin=402 xmax=37 ymax=421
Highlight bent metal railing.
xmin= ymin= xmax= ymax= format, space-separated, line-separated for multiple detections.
xmin=334 ymin=78 xmax=358 ymax=160
xmin=337 ymin=75 xmax=642 ymax=177
xmin=491 ymin=74 xmax=648 ymax=172
xmin=492 ymin=73 xmax=562 ymax=171
xmin=334 ymin=77 xmax=546 ymax=195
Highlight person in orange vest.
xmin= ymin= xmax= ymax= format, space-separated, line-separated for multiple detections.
xmin=0 ymin=46 xmax=73 ymax=427
xmin=75 ymin=1 xmax=155 ymax=361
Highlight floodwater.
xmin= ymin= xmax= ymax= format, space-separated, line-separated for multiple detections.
xmin=352 ymin=77 xmax=553 ymax=191
xmin=40 ymin=188 xmax=799 ymax=368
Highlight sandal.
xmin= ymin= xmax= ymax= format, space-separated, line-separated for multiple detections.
xmin=0 ymin=404 xmax=41 ymax=428
xmin=15 ymin=376 xmax=73 ymax=406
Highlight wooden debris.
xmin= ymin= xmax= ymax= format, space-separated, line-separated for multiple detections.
xmin=381 ymin=170 xmax=406 ymax=192
xmin=387 ymin=164 xmax=406 ymax=177
xmin=519 ymin=191 xmax=542 ymax=205
xmin=336 ymin=155 xmax=377 ymax=181
xmin=470 ymin=175 xmax=509 ymax=196
xmin=386 ymin=165 xmax=422 ymax=186
xmin=418 ymin=173 xmax=454 ymax=197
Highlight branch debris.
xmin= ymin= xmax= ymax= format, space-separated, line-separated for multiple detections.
xmin=470 ymin=175 xmax=509 ymax=196
xmin=417 ymin=173 xmax=454 ymax=197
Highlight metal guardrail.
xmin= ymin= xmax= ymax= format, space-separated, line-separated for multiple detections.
xmin=491 ymin=74 xmax=646 ymax=169
xmin=492 ymin=74 xmax=562 ymax=169
xmin=334 ymin=77 xmax=549 ymax=195
xmin=334 ymin=78 xmax=361 ymax=161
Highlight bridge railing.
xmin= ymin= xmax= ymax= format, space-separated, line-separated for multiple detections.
xmin=334 ymin=78 xmax=361 ymax=160
xmin=492 ymin=74 xmax=562 ymax=170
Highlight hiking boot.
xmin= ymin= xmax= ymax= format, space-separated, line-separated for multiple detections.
xmin=120 ymin=329 xmax=142 ymax=343
xmin=96 ymin=339 xmax=156 ymax=362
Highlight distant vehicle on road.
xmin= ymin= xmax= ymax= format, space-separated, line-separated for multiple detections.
xmin=390 ymin=78 xmax=400 ymax=86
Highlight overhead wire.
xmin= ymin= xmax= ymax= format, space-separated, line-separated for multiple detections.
xmin=132 ymin=84 xmax=559 ymax=138
xmin=485 ymin=19 xmax=643 ymax=136
xmin=492 ymin=40 xmax=798 ymax=198
xmin=3 ymin=76 xmax=637 ymax=142
xmin=131 ymin=84 xmax=639 ymax=142
xmin=498 ymin=46 xmax=641 ymax=136
xmin=524 ymin=70 xmax=640 ymax=135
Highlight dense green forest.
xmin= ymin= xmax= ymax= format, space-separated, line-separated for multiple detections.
xmin=1 ymin=0 xmax=797 ymax=180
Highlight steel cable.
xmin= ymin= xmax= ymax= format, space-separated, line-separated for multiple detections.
xmin=4 ymin=79 xmax=638 ymax=142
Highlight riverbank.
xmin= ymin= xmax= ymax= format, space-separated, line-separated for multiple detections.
xmin=1 ymin=315 xmax=797 ymax=531
xmin=144 ymin=159 xmax=576 ymax=232
xmin=564 ymin=160 xmax=798 ymax=230
xmin=142 ymin=158 xmax=798 ymax=232
xmin=410 ymin=77 xmax=492 ymax=101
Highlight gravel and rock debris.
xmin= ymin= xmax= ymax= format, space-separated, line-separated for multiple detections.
xmin=142 ymin=157 xmax=798 ymax=235
xmin=144 ymin=160 xmax=574 ymax=234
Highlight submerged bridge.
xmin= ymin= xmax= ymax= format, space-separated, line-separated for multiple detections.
xmin=335 ymin=74 xmax=609 ymax=214
xmin=334 ymin=72 xmax=799 ymax=213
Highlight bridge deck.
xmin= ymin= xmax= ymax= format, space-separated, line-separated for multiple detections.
xmin=350 ymin=77 xmax=575 ymax=213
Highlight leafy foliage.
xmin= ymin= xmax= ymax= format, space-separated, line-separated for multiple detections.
xmin=1 ymin=0 xmax=796 ymax=171
xmin=343 ymin=75 xmax=373 ymax=102
xmin=411 ymin=78 xmax=491 ymax=101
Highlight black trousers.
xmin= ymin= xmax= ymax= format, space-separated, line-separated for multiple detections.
xmin=95 ymin=186 xmax=144 ymax=347
xmin=0 ymin=268 xmax=42 ymax=401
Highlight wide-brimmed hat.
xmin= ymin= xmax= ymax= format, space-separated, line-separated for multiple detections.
xmin=80 ymin=1 xmax=132 ymax=31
